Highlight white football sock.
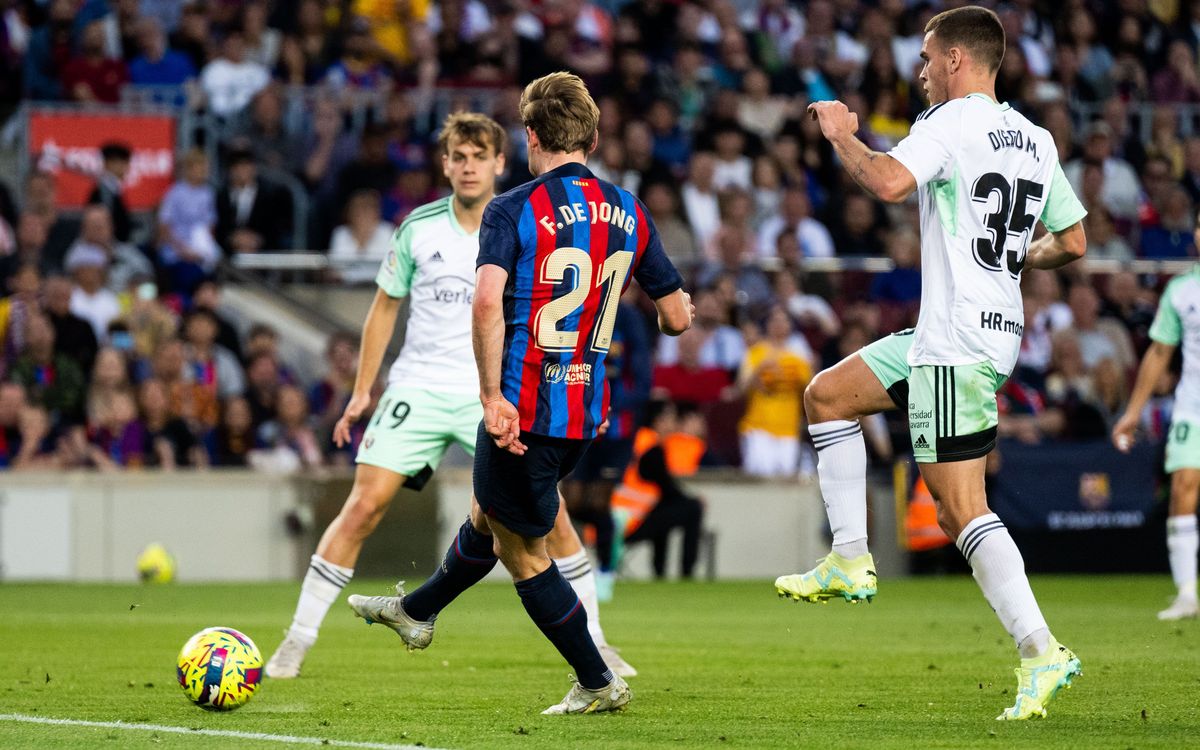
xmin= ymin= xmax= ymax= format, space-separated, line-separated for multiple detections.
xmin=555 ymin=550 xmax=607 ymax=646
xmin=810 ymin=420 xmax=869 ymax=559
xmin=956 ymin=513 xmax=1050 ymax=659
xmin=1167 ymin=515 xmax=1199 ymax=600
xmin=287 ymin=554 xmax=354 ymax=644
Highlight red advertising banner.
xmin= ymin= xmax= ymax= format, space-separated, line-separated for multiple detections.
xmin=28 ymin=111 xmax=177 ymax=211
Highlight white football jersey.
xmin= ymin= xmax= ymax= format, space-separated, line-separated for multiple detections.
xmin=375 ymin=196 xmax=480 ymax=394
xmin=1150 ymin=265 xmax=1200 ymax=422
xmin=888 ymin=93 xmax=1087 ymax=375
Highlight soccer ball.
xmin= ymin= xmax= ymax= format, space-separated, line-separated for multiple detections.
xmin=136 ymin=543 xmax=175 ymax=583
xmin=176 ymin=627 xmax=263 ymax=711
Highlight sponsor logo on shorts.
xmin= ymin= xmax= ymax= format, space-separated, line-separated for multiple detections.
xmin=910 ymin=407 xmax=932 ymax=430
xmin=543 ymin=362 xmax=593 ymax=386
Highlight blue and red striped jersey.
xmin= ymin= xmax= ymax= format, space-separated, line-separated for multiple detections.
xmin=477 ymin=162 xmax=682 ymax=440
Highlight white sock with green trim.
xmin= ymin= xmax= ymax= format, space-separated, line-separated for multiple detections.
xmin=957 ymin=514 xmax=1050 ymax=659
xmin=288 ymin=555 xmax=354 ymax=644
xmin=1167 ymin=515 xmax=1198 ymax=600
xmin=810 ymin=420 xmax=869 ymax=559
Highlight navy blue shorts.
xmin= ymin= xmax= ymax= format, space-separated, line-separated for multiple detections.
xmin=473 ymin=422 xmax=590 ymax=538
xmin=569 ymin=437 xmax=634 ymax=483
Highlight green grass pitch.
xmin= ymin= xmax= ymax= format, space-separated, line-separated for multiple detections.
xmin=0 ymin=576 xmax=1197 ymax=749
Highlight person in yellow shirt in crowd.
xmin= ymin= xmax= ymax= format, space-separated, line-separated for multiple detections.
xmin=351 ymin=0 xmax=431 ymax=67
xmin=737 ymin=305 xmax=813 ymax=477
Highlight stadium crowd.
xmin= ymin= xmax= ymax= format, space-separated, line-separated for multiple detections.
xmin=0 ymin=0 xmax=1195 ymax=473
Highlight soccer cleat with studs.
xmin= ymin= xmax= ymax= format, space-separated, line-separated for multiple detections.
xmin=346 ymin=582 xmax=436 ymax=652
xmin=996 ymin=639 xmax=1082 ymax=720
xmin=542 ymin=675 xmax=632 ymax=715
xmin=774 ymin=551 xmax=878 ymax=604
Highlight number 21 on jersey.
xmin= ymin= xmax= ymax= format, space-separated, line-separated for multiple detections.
xmin=534 ymin=247 xmax=633 ymax=354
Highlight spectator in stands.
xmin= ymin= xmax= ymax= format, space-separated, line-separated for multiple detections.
xmin=710 ymin=123 xmax=753 ymax=191
xmin=157 ymin=150 xmax=220 ymax=295
xmin=829 ymin=192 xmax=887 ymax=256
xmin=309 ymin=331 xmax=357 ymax=440
xmin=12 ymin=311 xmax=86 ymax=426
xmin=775 ymin=271 xmax=839 ymax=350
xmin=43 ymin=276 xmax=98 ymax=376
xmin=242 ymin=0 xmax=281 ymax=69
xmin=201 ymin=29 xmax=270 ymax=118
xmin=737 ymin=305 xmax=811 ymax=478
xmin=85 ymin=388 xmax=145 ymax=469
xmin=335 ymin=124 xmax=399 ymax=225
xmin=1066 ymin=284 xmax=1136 ymax=372
xmin=66 ymin=245 xmax=120 ymax=343
xmin=325 ymin=20 xmax=391 ymax=90
xmin=756 ymin=186 xmax=834 ymax=259
xmin=24 ymin=172 xmax=79 ymax=273
xmin=1140 ymin=186 xmax=1197 ymax=258
xmin=0 ymin=263 xmax=41 ymax=375
xmin=253 ymin=384 xmax=323 ymax=471
xmin=614 ymin=400 xmax=705 ymax=579
xmin=665 ymin=287 xmax=746 ymax=371
xmin=1102 ymin=271 xmax=1157 ymax=350
xmin=88 ymin=143 xmax=133 ymax=244
xmin=0 ymin=214 xmax=48 ymax=289
xmin=243 ymin=323 xmax=297 ymax=382
xmin=182 ymin=309 xmax=246 ymax=401
xmin=66 ymin=205 xmax=153 ymax=294
xmin=244 ymin=351 xmax=284 ymax=427
xmin=237 ymin=87 xmax=305 ymax=174
xmin=22 ymin=0 xmax=76 ymax=101
xmin=216 ymin=147 xmax=293 ymax=254
xmin=86 ymin=346 xmax=131 ymax=428
xmin=1065 ymin=122 xmax=1141 ymax=224
xmin=1044 ymin=333 xmax=1116 ymax=441
xmin=169 ymin=2 xmax=210 ymax=73
xmin=1082 ymin=208 xmax=1134 ymax=262
xmin=682 ymin=152 xmax=721 ymax=250
xmin=652 ymin=326 xmax=734 ymax=404
xmin=129 ymin=17 xmax=197 ymax=87
xmin=646 ymin=99 xmax=690 ymax=172
xmin=1152 ymin=39 xmax=1200 ymax=104
xmin=151 ymin=337 xmax=217 ymax=430
xmin=123 ymin=278 xmax=177 ymax=360
xmin=870 ymin=228 xmax=922 ymax=305
xmin=209 ymin=396 xmax=255 ymax=467
xmin=139 ymin=378 xmax=207 ymax=468
xmin=329 ymin=190 xmax=394 ymax=284
xmin=0 ymin=382 xmax=28 ymax=468
xmin=737 ymin=68 xmax=788 ymax=141
xmin=191 ymin=281 xmax=242 ymax=361
xmin=641 ymin=181 xmax=699 ymax=270
xmin=61 ymin=19 xmax=129 ymax=104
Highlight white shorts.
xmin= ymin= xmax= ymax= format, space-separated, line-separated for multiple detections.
xmin=740 ymin=430 xmax=800 ymax=478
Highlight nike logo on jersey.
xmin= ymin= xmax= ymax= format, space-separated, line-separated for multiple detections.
xmin=987 ymin=128 xmax=1039 ymax=162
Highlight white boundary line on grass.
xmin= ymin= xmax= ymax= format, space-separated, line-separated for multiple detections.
xmin=0 ymin=713 xmax=450 ymax=749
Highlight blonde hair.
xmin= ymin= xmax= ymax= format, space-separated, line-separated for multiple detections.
xmin=519 ymin=72 xmax=600 ymax=154
xmin=437 ymin=111 xmax=507 ymax=157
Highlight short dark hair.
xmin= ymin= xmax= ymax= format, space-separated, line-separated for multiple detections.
xmin=100 ymin=142 xmax=132 ymax=162
xmin=925 ymin=6 xmax=1005 ymax=74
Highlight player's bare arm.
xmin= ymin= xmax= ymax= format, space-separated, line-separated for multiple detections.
xmin=654 ymin=289 xmax=694 ymax=336
xmin=473 ymin=263 xmax=526 ymax=455
xmin=808 ymin=101 xmax=917 ymax=204
xmin=333 ymin=288 xmax=402 ymax=447
xmin=1113 ymin=340 xmax=1176 ymax=452
xmin=1025 ymin=221 xmax=1087 ymax=271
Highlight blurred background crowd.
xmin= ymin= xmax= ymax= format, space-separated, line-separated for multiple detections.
xmin=0 ymin=0 xmax=1193 ymax=475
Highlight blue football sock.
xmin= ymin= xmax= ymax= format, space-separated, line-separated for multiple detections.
xmin=515 ymin=562 xmax=613 ymax=690
xmin=403 ymin=520 xmax=497 ymax=622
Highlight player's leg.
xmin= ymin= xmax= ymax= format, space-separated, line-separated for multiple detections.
xmin=546 ymin=497 xmax=638 ymax=677
xmin=916 ymin=362 xmax=1079 ymax=720
xmin=266 ymin=463 xmax=405 ymax=678
xmin=775 ymin=332 xmax=903 ymax=602
xmin=488 ymin=514 xmax=629 ymax=714
xmin=346 ymin=496 xmax=497 ymax=650
xmin=1161 ymin=425 xmax=1200 ymax=619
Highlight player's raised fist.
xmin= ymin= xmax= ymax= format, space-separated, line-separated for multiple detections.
xmin=807 ymin=100 xmax=858 ymax=142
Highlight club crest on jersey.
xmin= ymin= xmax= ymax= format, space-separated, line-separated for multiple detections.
xmin=543 ymin=362 xmax=592 ymax=386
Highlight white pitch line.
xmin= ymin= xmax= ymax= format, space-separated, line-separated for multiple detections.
xmin=0 ymin=713 xmax=449 ymax=750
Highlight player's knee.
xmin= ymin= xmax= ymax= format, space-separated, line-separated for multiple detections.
xmin=933 ymin=501 xmax=968 ymax=540
xmin=804 ymin=373 xmax=840 ymax=422
xmin=1169 ymin=474 xmax=1200 ymax=514
xmin=342 ymin=487 xmax=392 ymax=536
